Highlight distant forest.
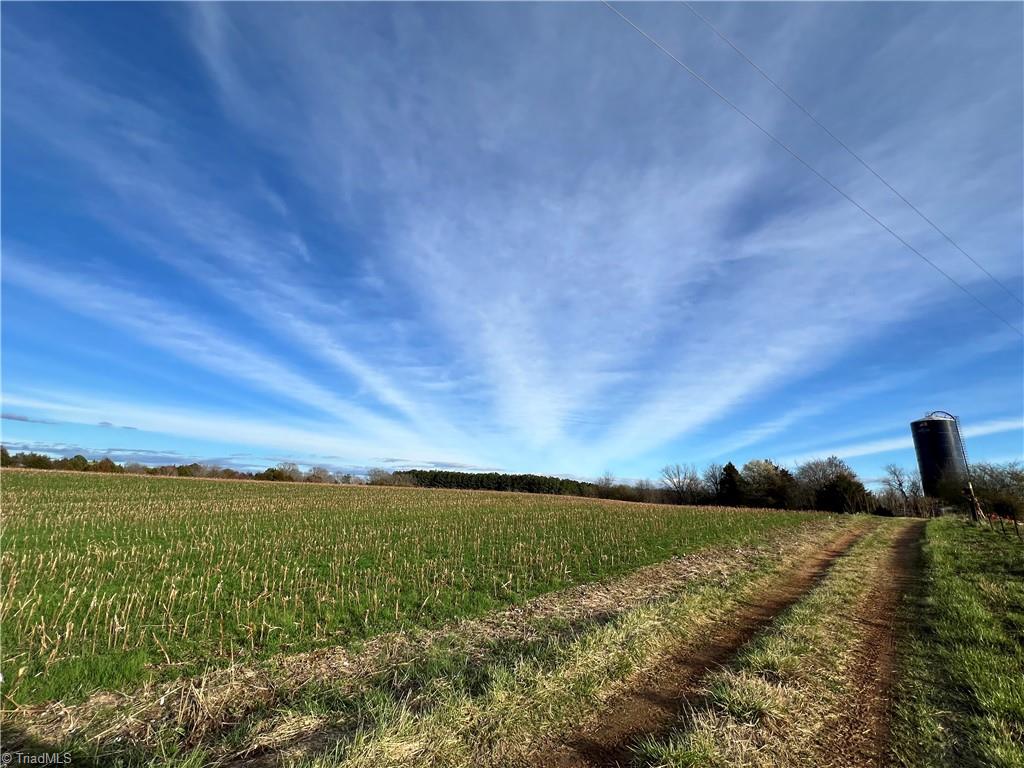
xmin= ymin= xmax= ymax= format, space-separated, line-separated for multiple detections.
xmin=2 ymin=446 xmax=1019 ymax=518
xmin=0 ymin=448 xmax=356 ymax=484
xmin=386 ymin=463 xmax=877 ymax=514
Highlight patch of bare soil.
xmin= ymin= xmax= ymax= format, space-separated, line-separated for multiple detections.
xmin=4 ymin=520 xmax=852 ymax=758
xmin=533 ymin=527 xmax=869 ymax=768
xmin=820 ymin=520 xmax=925 ymax=768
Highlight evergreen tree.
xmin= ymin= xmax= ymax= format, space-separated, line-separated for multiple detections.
xmin=67 ymin=454 xmax=90 ymax=472
xmin=718 ymin=462 xmax=745 ymax=505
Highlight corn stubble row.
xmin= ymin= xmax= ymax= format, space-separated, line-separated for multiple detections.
xmin=1 ymin=471 xmax=811 ymax=703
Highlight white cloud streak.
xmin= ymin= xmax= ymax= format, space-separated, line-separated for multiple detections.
xmin=1 ymin=256 xmax=475 ymax=464
xmin=2 ymin=3 xmax=1020 ymax=475
xmin=0 ymin=391 xmax=471 ymax=468
xmin=781 ymin=418 xmax=1023 ymax=464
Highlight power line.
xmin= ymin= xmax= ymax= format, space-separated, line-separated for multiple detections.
xmin=601 ymin=1 xmax=1024 ymax=339
xmin=681 ymin=0 xmax=1024 ymax=308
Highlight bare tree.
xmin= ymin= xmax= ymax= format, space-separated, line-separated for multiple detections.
xmin=702 ymin=463 xmax=723 ymax=499
xmin=276 ymin=462 xmax=303 ymax=482
xmin=661 ymin=463 xmax=704 ymax=504
xmin=306 ymin=466 xmax=333 ymax=483
xmin=660 ymin=464 xmax=687 ymax=503
xmin=969 ymin=461 xmax=1023 ymax=539
xmin=367 ymin=468 xmax=393 ymax=485
xmin=634 ymin=478 xmax=658 ymax=503
xmin=882 ymin=464 xmax=911 ymax=514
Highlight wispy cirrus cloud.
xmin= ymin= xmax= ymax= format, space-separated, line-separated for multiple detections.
xmin=182 ymin=3 xmax=1021 ymax=473
xmin=1 ymin=257 xmax=467 ymax=463
xmin=0 ymin=391 xmax=475 ymax=469
xmin=781 ymin=417 xmax=1023 ymax=465
xmin=2 ymin=20 xmax=476 ymax=455
xmin=2 ymin=3 xmax=1020 ymax=477
xmin=2 ymin=413 xmax=58 ymax=425
xmin=1 ymin=441 xmax=187 ymax=466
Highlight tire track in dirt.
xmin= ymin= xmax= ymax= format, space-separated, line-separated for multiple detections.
xmin=821 ymin=519 xmax=925 ymax=768
xmin=534 ymin=526 xmax=870 ymax=768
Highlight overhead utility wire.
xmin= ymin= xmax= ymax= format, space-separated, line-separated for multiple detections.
xmin=601 ymin=1 xmax=1024 ymax=339
xmin=682 ymin=0 xmax=1023 ymax=308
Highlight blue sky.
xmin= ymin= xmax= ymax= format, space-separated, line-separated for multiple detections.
xmin=2 ymin=2 xmax=1022 ymax=483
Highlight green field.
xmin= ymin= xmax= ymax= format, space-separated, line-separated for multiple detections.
xmin=0 ymin=470 xmax=814 ymax=705
xmin=893 ymin=518 xmax=1024 ymax=768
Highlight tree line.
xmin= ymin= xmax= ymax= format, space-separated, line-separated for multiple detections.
xmin=370 ymin=457 xmax=874 ymax=514
xmin=656 ymin=458 xmax=872 ymax=513
xmin=0 ymin=448 xmax=358 ymax=485
xmin=874 ymin=460 xmax=1023 ymax=522
xmin=373 ymin=458 xmax=1022 ymax=517
xmin=3 ymin=445 xmax=1018 ymax=518
xmin=379 ymin=469 xmax=595 ymax=497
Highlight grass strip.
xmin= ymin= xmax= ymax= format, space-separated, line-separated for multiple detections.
xmin=891 ymin=518 xmax=1024 ymax=768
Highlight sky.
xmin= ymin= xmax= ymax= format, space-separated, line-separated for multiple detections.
xmin=2 ymin=2 xmax=1022 ymax=484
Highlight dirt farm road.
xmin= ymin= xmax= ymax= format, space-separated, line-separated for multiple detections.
xmin=536 ymin=521 xmax=925 ymax=768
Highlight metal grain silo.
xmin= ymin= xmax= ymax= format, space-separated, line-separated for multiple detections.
xmin=910 ymin=411 xmax=969 ymax=498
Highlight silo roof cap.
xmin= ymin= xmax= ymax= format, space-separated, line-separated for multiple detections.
xmin=923 ymin=411 xmax=957 ymax=420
